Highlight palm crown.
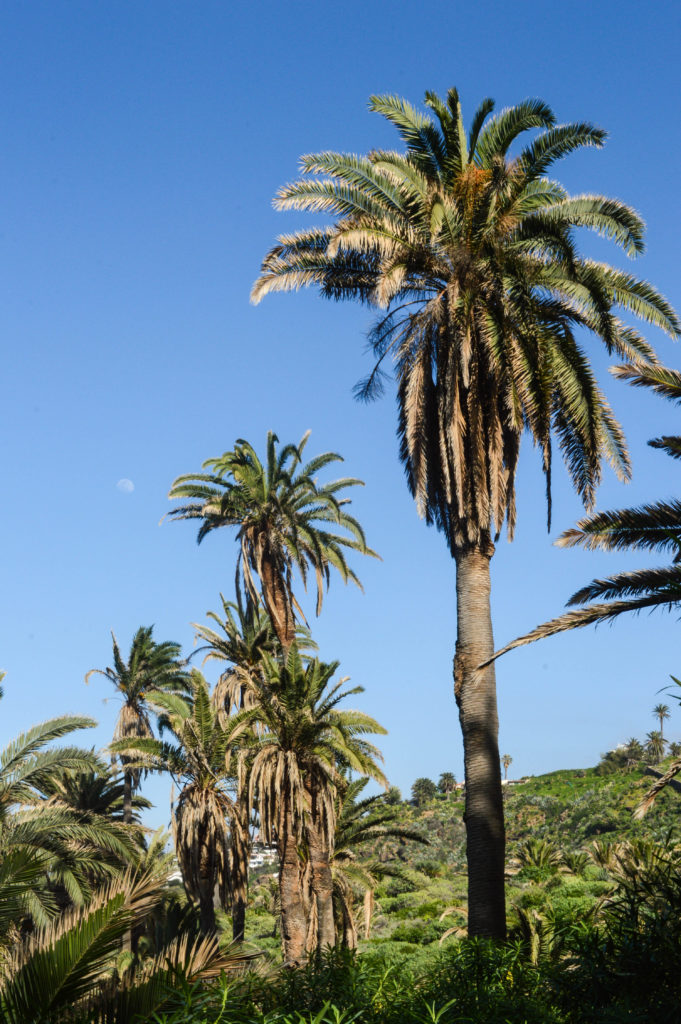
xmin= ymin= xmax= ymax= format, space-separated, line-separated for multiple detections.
xmin=168 ymin=431 xmax=375 ymax=647
xmin=253 ymin=90 xmax=679 ymax=551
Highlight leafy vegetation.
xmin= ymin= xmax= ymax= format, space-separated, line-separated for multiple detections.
xmin=3 ymin=85 xmax=681 ymax=1022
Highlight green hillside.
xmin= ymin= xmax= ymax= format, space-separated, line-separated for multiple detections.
xmin=246 ymin=756 xmax=681 ymax=954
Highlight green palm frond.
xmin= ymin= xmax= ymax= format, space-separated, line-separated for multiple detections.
xmin=168 ymin=432 xmax=376 ymax=647
xmin=253 ymin=87 xmax=679 ymax=556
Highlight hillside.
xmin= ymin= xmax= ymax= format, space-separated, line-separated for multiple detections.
xmin=246 ymin=757 xmax=681 ymax=954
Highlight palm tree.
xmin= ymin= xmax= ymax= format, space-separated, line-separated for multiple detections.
xmin=411 ymin=777 xmax=437 ymax=806
xmin=645 ymin=730 xmax=666 ymax=764
xmin=252 ymin=89 xmax=679 ymax=937
xmin=502 ymin=754 xmax=513 ymax=781
xmin=0 ymin=715 xmax=138 ymax=928
xmin=113 ymin=671 xmax=246 ymax=936
xmin=167 ymin=432 xmax=375 ymax=649
xmin=240 ymin=646 xmax=386 ymax=962
xmin=330 ymin=777 xmax=428 ymax=946
xmin=0 ymin=870 xmax=255 ymax=1024
xmin=653 ymin=704 xmax=671 ymax=741
xmin=39 ymin=766 xmax=151 ymax=824
xmin=438 ymin=771 xmax=457 ymax=795
xmin=86 ymin=627 xmax=189 ymax=825
xmin=192 ymin=590 xmax=279 ymax=943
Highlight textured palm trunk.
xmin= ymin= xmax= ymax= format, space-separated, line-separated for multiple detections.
xmin=198 ymin=884 xmax=216 ymax=935
xmin=230 ymin=799 xmax=250 ymax=943
xmin=123 ymin=769 xmax=133 ymax=825
xmin=307 ymin=819 xmax=335 ymax=952
xmin=260 ymin=554 xmax=296 ymax=649
xmin=278 ymin=810 xmax=307 ymax=964
xmin=454 ymin=544 xmax=506 ymax=940
xmin=122 ymin=768 xmax=134 ymax=952
xmin=342 ymin=903 xmax=357 ymax=949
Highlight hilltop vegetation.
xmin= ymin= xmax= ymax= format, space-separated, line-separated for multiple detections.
xmin=245 ymin=755 xmax=681 ymax=956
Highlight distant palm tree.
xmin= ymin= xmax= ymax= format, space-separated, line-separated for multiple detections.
xmin=252 ymin=88 xmax=679 ymax=938
xmin=645 ymin=730 xmax=666 ymax=764
xmin=653 ymin=703 xmax=671 ymax=741
xmin=438 ymin=771 xmax=457 ymax=796
xmin=502 ymin=754 xmax=513 ymax=781
xmin=241 ymin=646 xmax=386 ymax=962
xmin=86 ymin=627 xmax=189 ymax=824
xmin=167 ymin=432 xmax=375 ymax=649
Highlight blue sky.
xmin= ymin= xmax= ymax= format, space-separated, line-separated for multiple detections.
xmin=2 ymin=0 xmax=681 ymax=826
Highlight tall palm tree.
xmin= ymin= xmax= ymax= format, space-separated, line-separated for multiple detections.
xmin=113 ymin=671 xmax=246 ymax=936
xmin=502 ymin=754 xmax=513 ymax=781
xmin=167 ymin=431 xmax=375 ymax=649
xmin=252 ymin=89 xmax=679 ymax=937
xmin=86 ymin=627 xmax=190 ymax=824
xmin=653 ymin=704 xmax=671 ymax=741
xmin=239 ymin=646 xmax=386 ymax=962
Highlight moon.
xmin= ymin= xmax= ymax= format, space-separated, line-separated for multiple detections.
xmin=116 ymin=478 xmax=135 ymax=494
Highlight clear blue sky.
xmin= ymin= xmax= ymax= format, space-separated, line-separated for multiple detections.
xmin=3 ymin=0 xmax=681 ymax=826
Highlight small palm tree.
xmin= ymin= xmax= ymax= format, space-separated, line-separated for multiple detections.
xmin=86 ymin=627 xmax=189 ymax=825
xmin=240 ymin=646 xmax=386 ymax=962
xmin=0 ymin=870 xmax=254 ymax=1024
xmin=517 ymin=838 xmax=562 ymax=872
xmin=167 ymin=432 xmax=376 ymax=648
xmin=39 ymin=766 xmax=151 ymax=824
xmin=253 ymin=88 xmax=679 ymax=938
xmin=0 ymin=715 xmax=137 ymax=927
xmin=653 ymin=704 xmax=671 ymax=741
xmin=502 ymin=754 xmax=513 ymax=781
xmin=331 ymin=777 xmax=428 ymax=946
xmin=113 ymin=671 xmax=246 ymax=935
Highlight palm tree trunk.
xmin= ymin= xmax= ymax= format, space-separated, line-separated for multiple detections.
xmin=260 ymin=552 xmax=296 ymax=649
xmin=230 ymin=804 xmax=249 ymax=943
xmin=454 ymin=544 xmax=506 ymax=940
xmin=123 ymin=768 xmax=133 ymax=825
xmin=198 ymin=885 xmax=216 ymax=935
xmin=278 ymin=810 xmax=307 ymax=964
xmin=306 ymin=819 xmax=335 ymax=952
xmin=122 ymin=768 xmax=134 ymax=953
